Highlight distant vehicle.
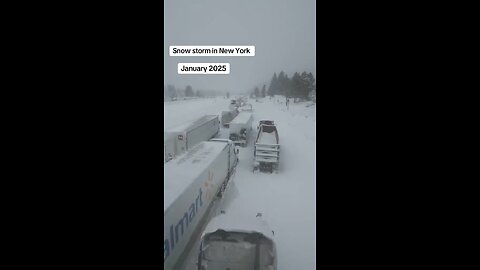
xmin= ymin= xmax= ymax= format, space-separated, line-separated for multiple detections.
xmin=197 ymin=212 xmax=277 ymax=270
xmin=164 ymin=140 xmax=239 ymax=270
xmin=229 ymin=100 xmax=239 ymax=110
xmin=240 ymin=104 xmax=253 ymax=112
xmin=254 ymin=120 xmax=280 ymax=173
xmin=172 ymin=97 xmax=177 ymax=101
xmin=229 ymin=112 xmax=253 ymax=147
xmin=221 ymin=109 xmax=239 ymax=127
xmin=164 ymin=115 xmax=220 ymax=162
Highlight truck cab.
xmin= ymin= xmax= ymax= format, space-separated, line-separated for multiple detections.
xmin=197 ymin=212 xmax=277 ymax=270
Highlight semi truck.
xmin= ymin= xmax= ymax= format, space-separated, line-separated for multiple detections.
xmin=240 ymin=103 xmax=253 ymax=112
xmin=197 ymin=211 xmax=277 ymax=270
xmin=229 ymin=112 xmax=253 ymax=147
xmin=253 ymin=120 xmax=280 ymax=173
xmin=164 ymin=139 xmax=239 ymax=270
xmin=221 ymin=109 xmax=239 ymax=127
xmin=164 ymin=115 xmax=220 ymax=163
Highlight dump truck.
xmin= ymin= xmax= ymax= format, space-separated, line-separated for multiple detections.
xmin=221 ymin=109 xmax=239 ymax=127
xmin=164 ymin=139 xmax=239 ymax=270
xmin=197 ymin=211 xmax=277 ymax=270
xmin=253 ymin=120 xmax=280 ymax=173
xmin=229 ymin=112 xmax=253 ymax=147
xmin=164 ymin=115 xmax=220 ymax=163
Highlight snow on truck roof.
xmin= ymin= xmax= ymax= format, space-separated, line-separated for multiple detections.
xmin=229 ymin=112 xmax=253 ymax=124
xmin=168 ymin=115 xmax=218 ymax=133
xmin=164 ymin=141 xmax=227 ymax=210
xmin=202 ymin=213 xmax=275 ymax=241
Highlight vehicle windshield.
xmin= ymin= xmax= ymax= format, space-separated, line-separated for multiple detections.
xmin=202 ymin=231 xmax=275 ymax=270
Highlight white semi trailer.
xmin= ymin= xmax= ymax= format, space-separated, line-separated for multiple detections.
xmin=221 ymin=109 xmax=239 ymax=127
xmin=164 ymin=115 xmax=220 ymax=163
xmin=229 ymin=112 xmax=253 ymax=147
xmin=164 ymin=139 xmax=239 ymax=270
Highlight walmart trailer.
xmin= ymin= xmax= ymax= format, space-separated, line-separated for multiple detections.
xmin=164 ymin=115 xmax=220 ymax=162
xmin=164 ymin=139 xmax=239 ymax=270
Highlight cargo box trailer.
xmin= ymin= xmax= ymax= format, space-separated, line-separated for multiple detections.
xmin=221 ymin=109 xmax=239 ymax=127
xmin=164 ymin=139 xmax=239 ymax=270
xmin=229 ymin=112 xmax=253 ymax=147
xmin=164 ymin=115 xmax=220 ymax=163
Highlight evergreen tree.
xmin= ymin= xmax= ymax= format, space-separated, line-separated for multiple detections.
xmin=306 ymin=72 xmax=315 ymax=99
xmin=267 ymin=73 xmax=277 ymax=96
xmin=299 ymin=72 xmax=310 ymax=99
xmin=167 ymin=85 xmax=177 ymax=99
xmin=278 ymin=71 xmax=286 ymax=95
xmin=291 ymin=72 xmax=301 ymax=98
xmin=261 ymin=85 xmax=266 ymax=97
xmin=185 ymin=85 xmax=194 ymax=97
xmin=254 ymin=87 xmax=260 ymax=98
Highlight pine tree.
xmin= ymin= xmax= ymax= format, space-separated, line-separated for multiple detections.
xmin=254 ymin=87 xmax=260 ymax=98
xmin=185 ymin=85 xmax=194 ymax=97
xmin=291 ymin=72 xmax=301 ymax=99
xmin=278 ymin=71 xmax=286 ymax=95
xmin=261 ymin=85 xmax=266 ymax=97
xmin=167 ymin=85 xmax=177 ymax=99
xmin=267 ymin=73 xmax=277 ymax=96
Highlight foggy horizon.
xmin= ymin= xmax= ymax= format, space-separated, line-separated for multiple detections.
xmin=164 ymin=0 xmax=316 ymax=94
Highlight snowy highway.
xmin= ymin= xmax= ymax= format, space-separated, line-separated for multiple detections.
xmin=165 ymin=97 xmax=316 ymax=269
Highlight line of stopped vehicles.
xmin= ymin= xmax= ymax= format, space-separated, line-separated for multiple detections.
xmin=164 ymin=97 xmax=280 ymax=270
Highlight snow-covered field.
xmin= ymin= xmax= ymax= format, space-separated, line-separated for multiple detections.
xmin=165 ymin=96 xmax=316 ymax=269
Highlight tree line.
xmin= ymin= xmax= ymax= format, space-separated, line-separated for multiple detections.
xmin=263 ymin=71 xmax=316 ymax=100
xmin=164 ymin=85 xmax=221 ymax=100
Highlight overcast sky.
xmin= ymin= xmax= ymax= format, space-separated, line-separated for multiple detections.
xmin=164 ymin=0 xmax=316 ymax=94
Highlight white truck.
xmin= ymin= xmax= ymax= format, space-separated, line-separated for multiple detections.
xmin=221 ymin=109 xmax=239 ymax=127
xmin=240 ymin=103 xmax=253 ymax=112
xmin=229 ymin=99 xmax=239 ymax=111
xmin=164 ymin=139 xmax=239 ymax=270
xmin=229 ymin=112 xmax=253 ymax=147
xmin=164 ymin=115 xmax=220 ymax=163
xmin=253 ymin=120 xmax=280 ymax=173
xmin=197 ymin=212 xmax=277 ymax=270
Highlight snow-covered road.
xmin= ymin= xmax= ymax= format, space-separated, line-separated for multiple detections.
xmin=165 ymin=97 xmax=316 ymax=269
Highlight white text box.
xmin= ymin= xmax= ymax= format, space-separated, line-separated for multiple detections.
xmin=170 ymin=46 xmax=255 ymax=56
xmin=178 ymin=63 xmax=230 ymax=74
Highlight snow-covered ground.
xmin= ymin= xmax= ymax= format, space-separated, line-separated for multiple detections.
xmin=165 ymin=96 xmax=316 ymax=269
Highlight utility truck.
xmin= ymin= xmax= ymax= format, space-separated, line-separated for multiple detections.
xmin=164 ymin=115 xmax=220 ymax=163
xmin=197 ymin=211 xmax=277 ymax=270
xmin=253 ymin=120 xmax=280 ymax=173
xmin=221 ymin=109 xmax=239 ymax=127
xmin=229 ymin=112 xmax=253 ymax=147
xmin=164 ymin=139 xmax=239 ymax=270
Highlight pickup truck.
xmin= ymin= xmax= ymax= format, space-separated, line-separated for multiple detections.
xmin=253 ymin=120 xmax=280 ymax=173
